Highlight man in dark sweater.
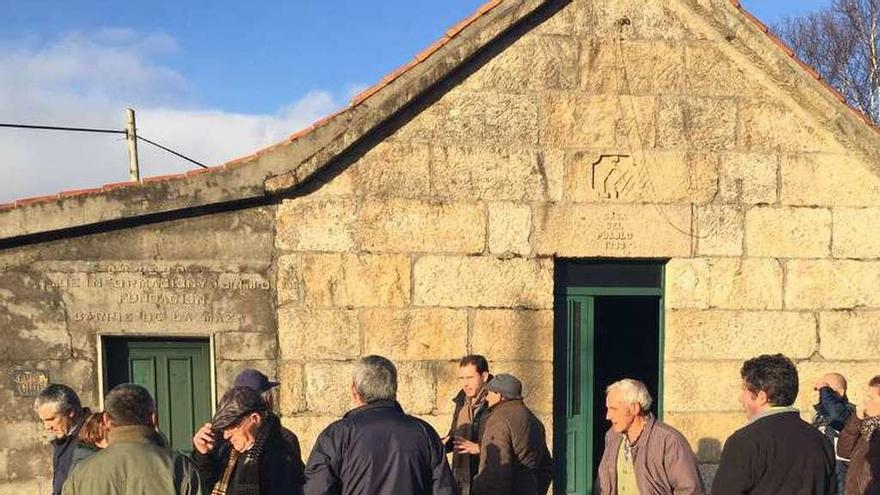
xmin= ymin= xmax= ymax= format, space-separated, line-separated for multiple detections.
xmin=712 ymin=354 xmax=835 ymax=495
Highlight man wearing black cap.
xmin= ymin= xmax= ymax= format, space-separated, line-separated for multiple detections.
xmin=191 ymin=386 xmax=304 ymax=495
xmin=472 ymin=374 xmax=553 ymax=495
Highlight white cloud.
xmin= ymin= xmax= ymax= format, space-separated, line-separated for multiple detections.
xmin=0 ymin=30 xmax=354 ymax=203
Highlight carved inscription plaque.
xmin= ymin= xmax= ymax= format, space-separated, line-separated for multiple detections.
xmin=13 ymin=369 xmax=49 ymax=397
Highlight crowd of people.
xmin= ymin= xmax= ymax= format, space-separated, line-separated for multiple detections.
xmin=31 ymin=353 xmax=880 ymax=495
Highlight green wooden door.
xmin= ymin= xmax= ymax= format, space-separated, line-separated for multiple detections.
xmin=565 ymin=296 xmax=594 ymax=494
xmin=104 ymin=338 xmax=212 ymax=454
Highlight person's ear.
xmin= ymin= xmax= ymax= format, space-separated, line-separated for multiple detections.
xmin=480 ymin=372 xmax=490 ymax=382
xmin=756 ymin=390 xmax=770 ymax=407
xmin=102 ymin=411 xmax=113 ymax=429
xmin=628 ymin=402 xmax=641 ymax=416
xmin=148 ymin=410 xmax=159 ymax=429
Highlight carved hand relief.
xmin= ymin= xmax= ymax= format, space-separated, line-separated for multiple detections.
xmin=565 ymin=153 xmax=649 ymax=202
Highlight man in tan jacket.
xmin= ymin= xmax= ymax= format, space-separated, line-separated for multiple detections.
xmin=472 ymin=374 xmax=553 ymax=495
xmin=595 ymin=379 xmax=703 ymax=495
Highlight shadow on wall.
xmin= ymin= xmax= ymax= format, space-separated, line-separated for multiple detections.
xmin=697 ymin=438 xmax=722 ymax=489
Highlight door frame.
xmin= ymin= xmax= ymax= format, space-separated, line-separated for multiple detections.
xmin=96 ymin=333 xmax=217 ymax=413
xmin=554 ymin=270 xmax=666 ymax=494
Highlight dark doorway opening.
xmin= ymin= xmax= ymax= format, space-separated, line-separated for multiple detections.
xmin=554 ymin=260 xmax=664 ymax=495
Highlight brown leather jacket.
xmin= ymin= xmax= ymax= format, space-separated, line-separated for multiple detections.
xmin=472 ymin=399 xmax=553 ymax=495
xmin=837 ymin=414 xmax=880 ymax=495
xmin=595 ymin=415 xmax=704 ymax=495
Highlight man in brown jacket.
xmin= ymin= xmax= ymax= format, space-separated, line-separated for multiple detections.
xmin=472 ymin=373 xmax=553 ymax=495
xmin=595 ymin=379 xmax=704 ymax=494
xmin=444 ymin=355 xmax=492 ymax=495
xmin=837 ymin=374 xmax=880 ymax=495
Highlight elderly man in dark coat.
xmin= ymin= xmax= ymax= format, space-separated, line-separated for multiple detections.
xmin=33 ymin=384 xmax=91 ymax=495
xmin=472 ymin=374 xmax=553 ymax=495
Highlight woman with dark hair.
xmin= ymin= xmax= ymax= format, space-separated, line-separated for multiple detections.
xmin=71 ymin=412 xmax=108 ymax=467
xmin=837 ymin=375 xmax=880 ymax=495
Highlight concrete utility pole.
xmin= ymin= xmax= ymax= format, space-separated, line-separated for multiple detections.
xmin=126 ymin=108 xmax=140 ymax=182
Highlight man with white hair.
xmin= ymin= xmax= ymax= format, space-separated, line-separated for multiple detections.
xmin=595 ymin=379 xmax=704 ymax=494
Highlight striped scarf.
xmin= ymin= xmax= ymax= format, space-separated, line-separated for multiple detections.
xmin=859 ymin=415 xmax=880 ymax=438
xmin=210 ymin=418 xmax=272 ymax=495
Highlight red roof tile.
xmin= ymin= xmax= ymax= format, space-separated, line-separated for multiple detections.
xmin=59 ymin=187 xmax=103 ymax=198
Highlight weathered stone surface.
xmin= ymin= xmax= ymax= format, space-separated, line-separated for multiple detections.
xmin=357 ymin=199 xmax=485 ymax=254
xmin=300 ymin=254 xmax=410 ymax=307
xmin=276 ymin=255 xmax=300 ymax=306
xmin=819 ymin=311 xmax=880 ymax=360
xmin=0 ymin=272 xmax=71 ymax=360
xmin=413 ymin=256 xmax=553 ymax=309
xmin=664 ymin=412 xmax=745 ymax=462
xmin=361 ymin=309 xmax=467 ymax=360
xmin=305 ymin=362 xmax=354 ymax=416
xmin=709 ymin=258 xmax=783 ymax=310
xmin=216 ymin=332 xmax=277 ymax=360
xmin=666 ymin=310 xmax=815 ymax=360
xmin=739 ymin=100 xmax=843 ymax=152
xmin=686 ymin=42 xmax=765 ymax=96
xmin=432 ymin=147 xmax=552 ymax=201
xmin=580 ymin=40 xmax=684 ymax=95
xmin=434 ymin=361 xmax=463 ymax=415
xmin=657 ymin=96 xmax=737 ymax=150
xmin=718 ymin=153 xmax=777 ymax=204
xmin=281 ymin=415 xmax=339 ymax=458
xmin=0 ymin=480 xmax=47 ymax=494
xmin=563 ymin=152 xmax=717 ymax=204
xmin=394 ymin=91 xmax=539 ymax=146
xmin=664 ymin=361 xmax=745 ymax=412
xmin=745 ymin=207 xmax=831 ymax=258
xmin=833 ymin=207 xmax=880 ymax=258
xmin=472 ymin=309 xmax=553 ymax=361
xmin=350 ymin=142 xmax=430 ymax=198
xmin=536 ymin=0 xmax=693 ymax=39
xmin=488 ymin=203 xmax=532 ymax=256
xmin=784 ymin=260 xmax=880 ymax=309
xmin=781 ymin=153 xmax=880 ymax=206
xmin=540 ymin=94 xmax=656 ymax=148
xmin=0 ymin=360 xmax=95 ymax=421
xmin=0 ymin=423 xmax=46 ymax=453
xmin=415 ymin=414 xmax=450 ymax=438
xmin=277 ymin=361 xmax=307 ymax=415
xmin=666 ymin=258 xmax=711 ymax=309
xmin=462 ymin=35 xmax=578 ymax=92
xmin=278 ymin=308 xmax=360 ymax=360
xmin=696 ymin=205 xmax=744 ymax=257
xmin=490 ymin=361 xmax=553 ymax=414
xmin=533 ymin=204 xmax=692 ymax=257
xmin=276 ymin=198 xmax=356 ymax=252
xmin=396 ymin=361 xmax=436 ymax=415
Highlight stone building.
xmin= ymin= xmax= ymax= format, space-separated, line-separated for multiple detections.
xmin=3 ymin=0 xmax=880 ymax=492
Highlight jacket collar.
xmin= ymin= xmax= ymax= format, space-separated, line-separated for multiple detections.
xmin=107 ymin=425 xmax=165 ymax=446
xmin=749 ymin=406 xmax=800 ymax=424
xmin=52 ymin=408 xmax=91 ymax=446
xmin=345 ymin=399 xmax=403 ymax=418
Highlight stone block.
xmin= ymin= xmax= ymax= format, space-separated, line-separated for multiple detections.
xmin=540 ymin=94 xmax=656 ymax=148
xmin=819 ymin=311 xmax=880 ymax=360
xmin=718 ymin=153 xmax=777 ymax=204
xmin=396 ymin=361 xmax=436 ymax=415
xmin=491 ymin=361 xmax=553 ymax=414
xmin=277 ymin=361 xmax=307 ymax=415
xmin=276 ymin=198 xmax=356 ymax=252
xmin=357 ymin=199 xmax=485 ymax=254
xmin=563 ymin=152 xmax=717 ymax=204
xmin=0 ymin=480 xmax=47 ymax=495
xmin=361 ymin=309 xmax=467 ymax=361
xmin=685 ymin=42 xmax=764 ymax=96
xmin=462 ymin=35 xmax=578 ymax=92
xmin=488 ymin=203 xmax=532 ymax=256
xmin=215 ymin=332 xmax=276 ymax=361
xmin=0 ymin=422 xmax=46 ymax=451
xmin=659 ymin=96 xmax=737 ymax=151
xmin=300 ymin=253 xmax=410 ymax=307
xmin=0 ymin=271 xmax=70 ymax=360
xmin=833 ymin=208 xmax=880 ymax=258
xmin=435 ymin=361 xmax=463 ymax=414
xmin=350 ymin=142 xmax=430 ymax=198
xmin=781 ymin=153 xmax=880 ymax=207
xmin=739 ymin=100 xmax=843 ymax=152
xmin=708 ymin=258 xmax=783 ymax=310
xmin=0 ymin=359 xmax=96 ymax=420
xmin=276 ymin=254 xmax=300 ymax=306
xmin=580 ymin=40 xmax=684 ymax=95
xmin=533 ymin=203 xmax=692 ymax=258
xmin=309 ymin=169 xmax=354 ymax=197
xmin=664 ymin=361 xmax=746 ymax=412
xmin=305 ymin=362 xmax=355 ymax=416
xmin=784 ymin=260 xmax=880 ymax=309
xmin=415 ymin=414 xmax=450 ymax=438
xmin=537 ymin=0 xmax=693 ymax=39
xmin=696 ymin=205 xmax=744 ymax=257
xmin=394 ymin=91 xmax=539 ymax=146
xmin=432 ymin=147 xmax=552 ymax=201
xmin=472 ymin=309 xmax=553 ymax=361
xmin=413 ymin=256 xmax=553 ymax=309
xmin=278 ymin=308 xmax=360 ymax=360
xmin=663 ymin=412 xmax=745 ymax=462
xmin=665 ymin=310 xmax=816 ymax=360
xmin=281 ymin=415 xmax=339 ymax=459
xmin=666 ymin=258 xmax=711 ymax=309
xmin=745 ymin=207 xmax=831 ymax=258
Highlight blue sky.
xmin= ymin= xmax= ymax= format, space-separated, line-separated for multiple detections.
xmin=0 ymin=0 xmax=830 ymax=202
